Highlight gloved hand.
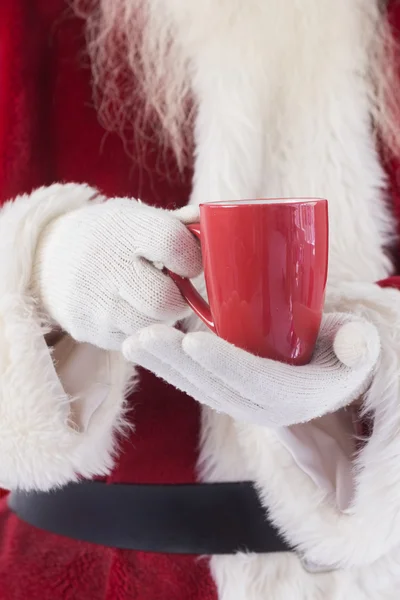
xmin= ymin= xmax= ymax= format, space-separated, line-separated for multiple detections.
xmin=33 ymin=187 xmax=202 ymax=350
xmin=122 ymin=313 xmax=381 ymax=426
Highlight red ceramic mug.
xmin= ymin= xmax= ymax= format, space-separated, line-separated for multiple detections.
xmin=169 ymin=198 xmax=329 ymax=365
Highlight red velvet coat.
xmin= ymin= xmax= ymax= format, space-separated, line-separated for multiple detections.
xmin=0 ymin=1 xmax=400 ymax=599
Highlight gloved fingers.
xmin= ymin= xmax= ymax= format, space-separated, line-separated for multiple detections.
xmin=122 ymin=326 xmax=258 ymax=418
xmin=311 ymin=314 xmax=381 ymax=382
xmin=118 ymin=257 xmax=190 ymax=321
xmin=183 ymin=313 xmax=380 ymax=386
xmin=173 ymin=205 xmax=200 ymax=225
xmin=120 ymin=325 xmax=320 ymax=427
xmin=330 ymin=317 xmax=381 ymax=369
xmin=182 ymin=318 xmax=380 ymax=423
xmin=126 ymin=204 xmax=202 ymax=278
xmin=122 ymin=328 xmax=210 ymax=403
xmin=123 ymin=317 xmax=381 ymax=426
xmin=112 ymin=298 xmax=159 ymax=337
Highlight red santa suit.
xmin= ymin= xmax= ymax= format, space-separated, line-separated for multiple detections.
xmin=1 ymin=1 xmax=400 ymax=599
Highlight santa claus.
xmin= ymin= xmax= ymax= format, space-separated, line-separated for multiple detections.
xmin=0 ymin=0 xmax=400 ymax=598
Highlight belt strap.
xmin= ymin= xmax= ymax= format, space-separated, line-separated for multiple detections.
xmin=9 ymin=481 xmax=291 ymax=555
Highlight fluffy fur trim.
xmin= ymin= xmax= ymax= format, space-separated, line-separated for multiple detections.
xmin=203 ymin=284 xmax=400 ymax=600
xmin=233 ymin=283 xmax=400 ymax=569
xmin=210 ymin=547 xmax=400 ymax=600
xmin=182 ymin=0 xmax=400 ymax=594
xmin=0 ymin=183 xmax=132 ymax=491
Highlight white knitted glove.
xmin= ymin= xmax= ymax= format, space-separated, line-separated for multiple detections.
xmin=122 ymin=314 xmax=381 ymax=426
xmin=33 ymin=194 xmax=202 ymax=350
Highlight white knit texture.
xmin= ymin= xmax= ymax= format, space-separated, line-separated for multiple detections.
xmin=33 ymin=199 xmax=202 ymax=350
xmin=122 ymin=313 xmax=381 ymax=427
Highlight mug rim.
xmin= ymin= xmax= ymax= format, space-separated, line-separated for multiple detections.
xmin=199 ymin=197 xmax=327 ymax=208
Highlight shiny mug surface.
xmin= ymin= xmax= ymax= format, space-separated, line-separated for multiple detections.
xmin=169 ymin=198 xmax=329 ymax=365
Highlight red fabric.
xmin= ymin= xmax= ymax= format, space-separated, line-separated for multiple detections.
xmin=378 ymin=275 xmax=400 ymax=291
xmin=2 ymin=1 xmax=400 ymax=599
xmin=0 ymin=1 xmax=216 ymax=598
xmin=383 ymin=1 xmax=400 ymax=274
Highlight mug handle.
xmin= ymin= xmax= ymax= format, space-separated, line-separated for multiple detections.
xmin=166 ymin=223 xmax=216 ymax=333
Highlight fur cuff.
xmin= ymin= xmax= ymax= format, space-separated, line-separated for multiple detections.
xmin=0 ymin=184 xmax=130 ymax=491
xmin=236 ymin=282 xmax=400 ymax=569
xmin=0 ymin=183 xmax=102 ymax=297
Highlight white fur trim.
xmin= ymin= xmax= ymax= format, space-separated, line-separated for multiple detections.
xmin=211 ymin=547 xmax=400 ymax=600
xmin=0 ymin=183 xmax=132 ymax=490
xmin=0 ymin=183 xmax=101 ymax=296
xmin=184 ymin=0 xmax=393 ymax=284
xmin=205 ymin=284 xmax=400 ymax=596
xmin=170 ymin=0 xmax=400 ymax=596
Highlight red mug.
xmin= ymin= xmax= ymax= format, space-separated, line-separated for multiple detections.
xmin=169 ymin=198 xmax=329 ymax=365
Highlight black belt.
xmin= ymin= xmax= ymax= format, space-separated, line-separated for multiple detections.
xmin=9 ymin=481 xmax=291 ymax=555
